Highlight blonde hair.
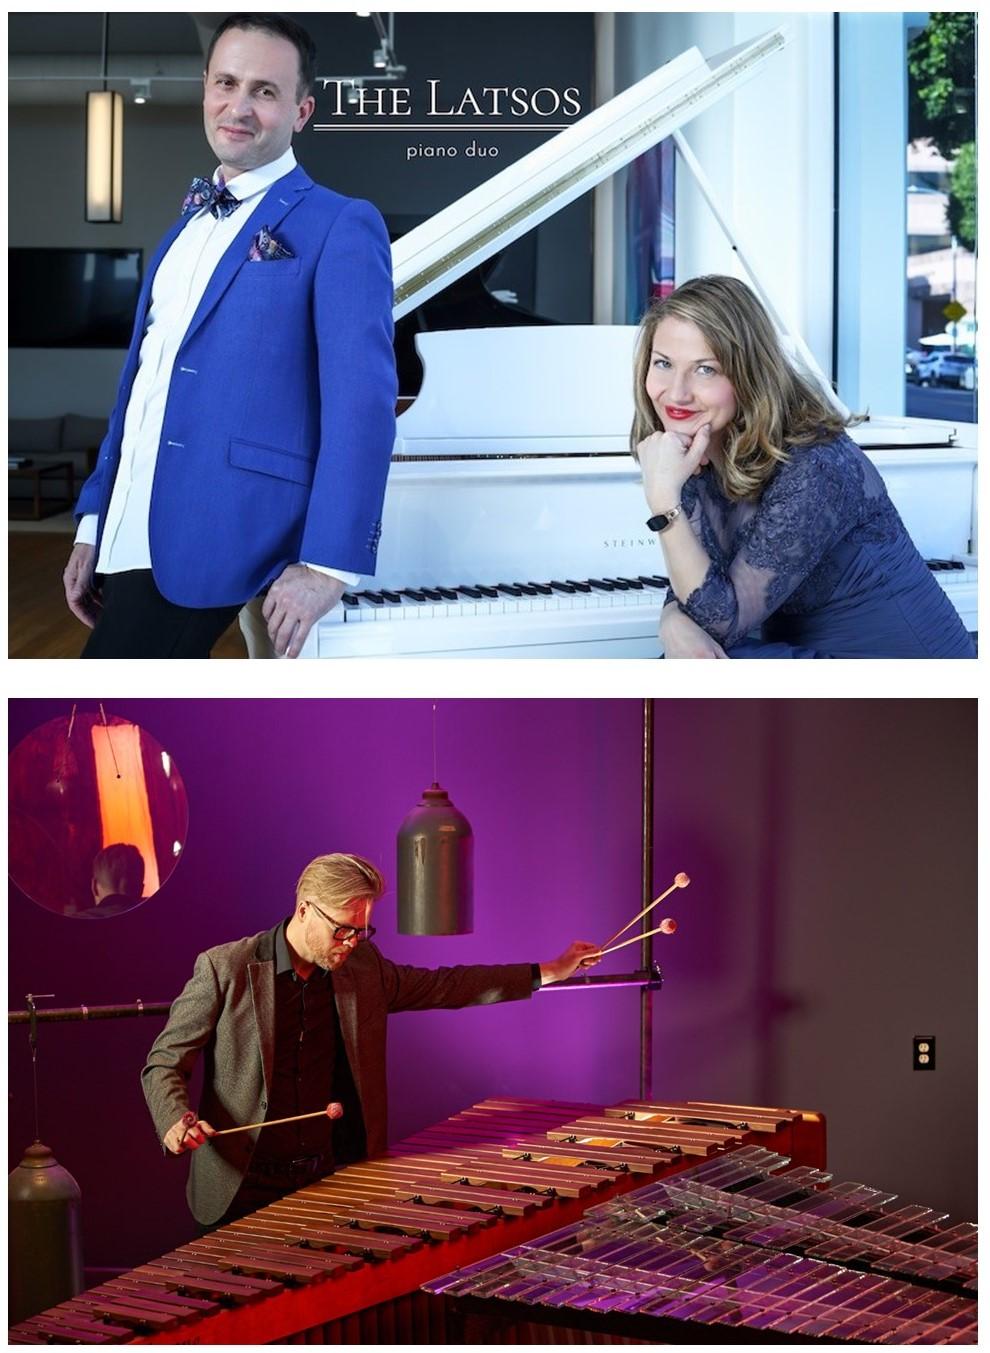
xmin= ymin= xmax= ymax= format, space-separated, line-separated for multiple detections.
xmin=295 ymin=853 xmax=386 ymax=910
xmin=631 ymin=275 xmax=854 ymax=501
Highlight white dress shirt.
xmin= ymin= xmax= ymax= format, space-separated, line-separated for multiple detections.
xmin=76 ymin=147 xmax=360 ymax=590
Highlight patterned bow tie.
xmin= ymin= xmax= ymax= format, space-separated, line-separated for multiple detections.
xmin=181 ymin=175 xmax=241 ymax=220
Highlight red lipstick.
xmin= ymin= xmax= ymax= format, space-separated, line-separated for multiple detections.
xmin=665 ymin=406 xmax=697 ymax=420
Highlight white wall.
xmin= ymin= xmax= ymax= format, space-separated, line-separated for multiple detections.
xmin=612 ymin=13 xmax=835 ymax=380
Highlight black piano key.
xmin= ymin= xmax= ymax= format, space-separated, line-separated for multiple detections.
xmin=616 ymin=577 xmax=646 ymax=589
xmin=564 ymin=579 xmax=593 ymax=592
xmin=436 ymin=586 xmax=460 ymax=600
xmin=400 ymin=589 xmax=427 ymax=602
xmin=603 ymin=577 xmax=633 ymax=590
xmin=637 ymin=576 xmax=667 ymax=589
xmin=421 ymin=588 xmax=444 ymax=601
xmin=527 ymin=582 xmax=554 ymax=594
xmin=477 ymin=585 xmax=500 ymax=598
xmin=341 ymin=593 xmax=361 ymax=607
xmin=455 ymin=585 xmax=484 ymax=599
xmin=587 ymin=578 xmax=616 ymax=592
xmin=380 ymin=590 xmax=403 ymax=604
xmin=497 ymin=583 xmax=524 ymax=597
xmin=361 ymin=591 xmax=385 ymax=605
xmin=512 ymin=582 xmax=541 ymax=596
xmin=550 ymin=580 xmax=576 ymax=594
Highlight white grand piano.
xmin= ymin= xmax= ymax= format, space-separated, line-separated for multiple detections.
xmin=297 ymin=31 xmax=977 ymax=659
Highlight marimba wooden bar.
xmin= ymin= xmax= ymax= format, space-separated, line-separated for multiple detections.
xmin=428 ymin=1142 xmax=978 ymax=1344
xmin=8 ymin=1097 xmax=825 ymax=1345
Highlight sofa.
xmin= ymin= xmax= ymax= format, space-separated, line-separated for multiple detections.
xmin=9 ymin=414 xmax=107 ymax=517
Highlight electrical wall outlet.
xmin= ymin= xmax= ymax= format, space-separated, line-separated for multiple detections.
xmin=913 ymin=1035 xmax=936 ymax=1070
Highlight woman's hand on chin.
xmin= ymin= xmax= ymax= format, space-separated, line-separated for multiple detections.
xmin=638 ymin=423 xmax=712 ymax=514
xmin=660 ymin=605 xmax=729 ymax=659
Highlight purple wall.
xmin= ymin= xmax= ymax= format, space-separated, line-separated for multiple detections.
xmin=7 ymin=698 xmax=977 ymax=1277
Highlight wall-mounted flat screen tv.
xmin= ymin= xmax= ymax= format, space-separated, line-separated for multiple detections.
xmin=9 ymin=248 xmax=142 ymax=348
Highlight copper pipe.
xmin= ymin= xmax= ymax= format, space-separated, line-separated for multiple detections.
xmin=640 ymin=698 xmax=654 ymax=1099
xmin=9 ymin=1001 xmax=170 ymax=1024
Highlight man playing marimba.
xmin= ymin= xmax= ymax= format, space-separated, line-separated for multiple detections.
xmin=142 ymin=853 xmax=601 ymax=1226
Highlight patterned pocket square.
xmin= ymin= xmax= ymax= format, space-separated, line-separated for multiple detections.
xmin=248 ymin=226 xmax=295 ymax=262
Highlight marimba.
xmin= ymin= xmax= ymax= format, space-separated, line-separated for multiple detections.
xmin=428 ymin=1142 xmax=978 ymax=1344
xmin=8 ymin=1096 xmax=824 ymax=1345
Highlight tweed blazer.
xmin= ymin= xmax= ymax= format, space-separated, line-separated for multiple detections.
xmin=141 ymin=924 xmax=534 ymax=1223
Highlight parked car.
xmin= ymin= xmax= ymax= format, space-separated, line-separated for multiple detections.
xmin=916 ymin=351 xmax=975 ymax=388
xmin=905 ymin=349 xmax=926 ymax=383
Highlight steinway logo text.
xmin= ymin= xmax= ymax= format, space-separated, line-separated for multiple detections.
xmin=604 ymin=538 xmax=654 ymax=549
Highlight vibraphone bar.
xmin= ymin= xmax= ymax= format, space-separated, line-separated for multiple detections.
xmin=428 ymin=1143 xmax=977 ymax=1344
xmin=592 ymin=1145 xmax=977 ymax=1292
xmin=8 ymin=1096 xmax=824 ymax=1345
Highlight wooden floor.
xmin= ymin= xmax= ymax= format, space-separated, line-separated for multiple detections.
xmin=8 ymin=532 xmax=247 ymax=659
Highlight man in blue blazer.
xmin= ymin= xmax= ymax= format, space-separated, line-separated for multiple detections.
xmin=65 ymin=14 xmax=396 ymax=658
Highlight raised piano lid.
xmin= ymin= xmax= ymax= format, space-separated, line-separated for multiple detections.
xmin=391 ymin=29 xmax=788 ymax=320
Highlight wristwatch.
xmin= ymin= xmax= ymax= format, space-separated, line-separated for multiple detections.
xmin=646 ymin=504 xmax=682 ymax=533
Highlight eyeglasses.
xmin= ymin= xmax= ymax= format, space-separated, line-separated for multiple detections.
xmin=307 ymin=899 xmax=376 ymax=944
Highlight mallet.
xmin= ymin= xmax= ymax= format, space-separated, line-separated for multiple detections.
xmin=596 ymin=917 xmax=678 ymax=957
xmin=599 ymin=872 xmax=690 ymax=951
xmin=210 ymin=1102 xmax=344 ymax=1138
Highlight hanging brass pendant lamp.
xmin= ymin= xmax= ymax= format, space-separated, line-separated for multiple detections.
xmin=396 ymin=705 xmax=473 ymax=935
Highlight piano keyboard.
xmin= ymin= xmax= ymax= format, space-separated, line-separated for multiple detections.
xmin=335 ymin=575 xmax=670 ymax=619
xmin=304 ymin=575 xmax=669 ymax=659
xmin=926 ymin=560 xmax=978 ymax=633
xmin=302 ymin=563 xmax=977 ymax=658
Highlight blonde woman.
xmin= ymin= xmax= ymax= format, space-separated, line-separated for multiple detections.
xmin=633 ymin=276 xmax=974 ymax=658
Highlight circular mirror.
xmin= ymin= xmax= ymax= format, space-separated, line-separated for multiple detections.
xmin=8 ymin=711 xmax=188 ymax=919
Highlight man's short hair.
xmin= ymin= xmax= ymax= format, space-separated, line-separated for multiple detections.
xmin=296 ymin=853 xmax=386 ymax=911
xmin=206 ymin=13 xmax=317 ymax=99
xmin=93 ymin=843 xmax=145 ymax=898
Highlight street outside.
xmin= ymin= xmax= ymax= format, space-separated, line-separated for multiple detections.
xmin=905 ymin=382 xmax=978 ymax=423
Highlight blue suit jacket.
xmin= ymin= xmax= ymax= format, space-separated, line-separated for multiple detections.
xmin=76 ymin=164 xmax=397 ymax=607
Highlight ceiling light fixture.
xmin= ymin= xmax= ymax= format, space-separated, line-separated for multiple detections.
xmin=85 ymin=14 xmax=123 ymax=222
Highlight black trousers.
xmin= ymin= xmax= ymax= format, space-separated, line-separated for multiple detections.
xmin=80 ymin=570 xmax=242 ymax=659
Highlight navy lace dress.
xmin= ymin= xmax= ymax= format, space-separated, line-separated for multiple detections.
xmin=668 ymin=432 xmax=975 ymax=658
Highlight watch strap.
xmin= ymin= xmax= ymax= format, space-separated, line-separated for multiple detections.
xmin=646 ymin=504 xmax=682 ymax=533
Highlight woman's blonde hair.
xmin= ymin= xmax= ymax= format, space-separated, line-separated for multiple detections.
xmin=631 ymin=275 xmax=853 ymax=501
xmin=295 ymin=853 xmax=386 ymax=910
